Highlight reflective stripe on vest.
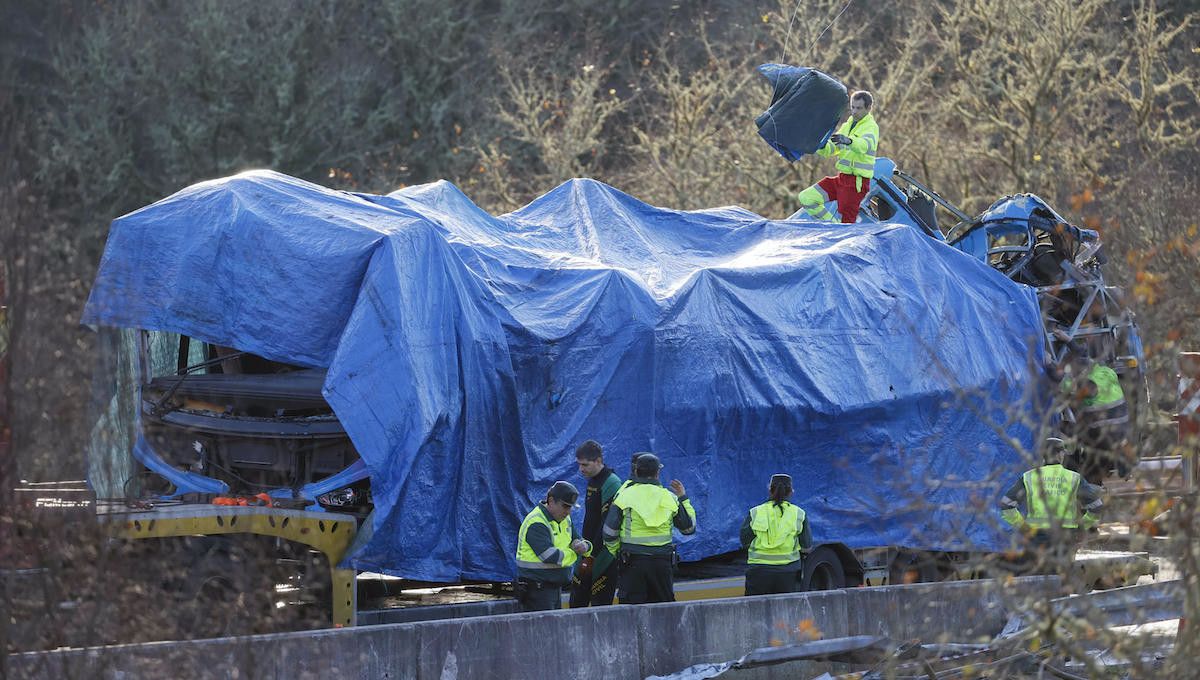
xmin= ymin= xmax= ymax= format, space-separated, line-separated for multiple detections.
xmin=614 ymin=484 xmax=679 ymax=547
xmin=831 ymin=113 xmax=878 ymax=179
xmin=747 ymin=501 xmax=804 ymax=565
xmin=835 ymin=159 xmax=877 ymax=174
xmin=515 ymin=505 xmax=578 ymax=570
xmin=1085 ymin=401 xmax=1130 ymax=428
xmin=1082 ymin=364 xmax=1129 ymax=426
xmin=1022 ymin=464 xmax=1082 ymax=529
xmin=859 ymin=132 xmax=878 ymax=155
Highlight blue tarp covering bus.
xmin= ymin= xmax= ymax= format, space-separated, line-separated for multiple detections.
xmin=83 ymin=170 xmax=1043 ymax=582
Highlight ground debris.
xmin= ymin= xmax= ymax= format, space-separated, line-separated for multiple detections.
xmin=648 ymin=581 xmax=1182 ymax=680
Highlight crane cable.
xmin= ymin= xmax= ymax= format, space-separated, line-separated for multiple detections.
xmin=781 ymin=0 xmax=855 ymax=66
xmin=769 ymin=0 xmax=855 ymax=111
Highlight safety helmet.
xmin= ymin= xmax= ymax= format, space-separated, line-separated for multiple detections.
xmin=769 ymin=473 xmax=793 ymax=490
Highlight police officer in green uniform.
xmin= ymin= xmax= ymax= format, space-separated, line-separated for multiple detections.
xmin=597 ymin=451 xmax=643 ymax=576
xmin=740 ymin=474 xmax=812 ymax=595
xmin=1051 ymin=339 xmax=1132 ymax=482
xmin=515 ymin=481 xmax=591 ymax=611
xmin=1069 ymin=361 xmax=1131 ymax=481
xmin=569 ymin=440 xmax=623 ymax=607
xmin=1000 ymin=437 xmax=1103 ymax=573
xmin=602 ymin=453 xmax=696 ymax=604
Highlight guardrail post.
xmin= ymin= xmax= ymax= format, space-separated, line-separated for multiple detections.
xmin=1179 ymin=352 xmax=1200 ymax=492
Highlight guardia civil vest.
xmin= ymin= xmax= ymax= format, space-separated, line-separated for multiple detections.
xmin=515 ymin=505 xmax=578 ymax=582
xmin=1022 ymin=464 xmax=1083 ymax=529
xmin=747 ymin=501 xmax=805 ymax=566
xmin=614 ymin=483 xmax=689 ymax=550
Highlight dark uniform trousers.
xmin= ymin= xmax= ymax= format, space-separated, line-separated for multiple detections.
xmin=1020 ymin=529 xmax=1082 ymax=576
xmin=619 ymin=553 xmax=674 ymax=604
xmin=517 ymin=578 xmax=562 ymax=612
xmin=744 ymin=566 xmax=800 ymax=596
xmin=569 ymin=560 xmax=618 ymax=607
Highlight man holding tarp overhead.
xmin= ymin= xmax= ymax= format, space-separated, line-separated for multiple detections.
xmin=753 ymin=65 xmax=879 ymax=224
xmin=797 ymin=90 xmax=880 ymax=223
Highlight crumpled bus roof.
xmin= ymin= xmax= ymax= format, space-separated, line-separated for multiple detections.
xmin=84 ymin=170 xmax=1043 ymax=582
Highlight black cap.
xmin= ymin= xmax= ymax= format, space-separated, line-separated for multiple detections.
xmin=634 ymin=452 xmax=662 ymax=477
xmin=770 ymin=473 xmax=793 ymax=488
xmin=548 ymin=481 xmax=580 ymax=507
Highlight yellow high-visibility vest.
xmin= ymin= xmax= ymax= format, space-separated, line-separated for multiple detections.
xmin=747 ymin=501 xmax=805 ymax=566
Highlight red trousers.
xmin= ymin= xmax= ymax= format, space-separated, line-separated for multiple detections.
xmin=811 ymin=173 xmax=870 ymax=223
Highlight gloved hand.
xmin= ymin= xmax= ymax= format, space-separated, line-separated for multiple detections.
xmin=829 ymin=133 xmax=852 ymax=147
xmin=576 ymin=555 xmax=594 ymax=577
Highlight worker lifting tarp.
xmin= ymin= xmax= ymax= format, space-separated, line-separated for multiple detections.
xmin=83 ymin=170 xmax=1044 ymax=583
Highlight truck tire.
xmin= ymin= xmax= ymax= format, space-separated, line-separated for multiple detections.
xmin=801 ymin=546 xmax=846 ymax=591
xmin=888 ymin=550 xmax=941 ymax=585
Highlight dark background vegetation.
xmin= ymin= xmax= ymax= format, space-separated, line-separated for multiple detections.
xmin=2 ymin=0 xmax=1196 ymax=482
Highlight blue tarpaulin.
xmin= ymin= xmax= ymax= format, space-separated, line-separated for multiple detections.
xmin=755 ymin=64 xmax=847 ymax=162
xmin=83 ymin=170 xmax=1043 ymax=582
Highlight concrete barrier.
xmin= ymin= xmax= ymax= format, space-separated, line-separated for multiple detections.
xmin=7 ymin=577 xmax=1059 ymax=680
xmin=357 ymin=599 xmax=520 ymax=626
xmin=635 ymin=589 xmax=851 ymax=680
xmin=842 ymin=579 xmax=1018 ymax=642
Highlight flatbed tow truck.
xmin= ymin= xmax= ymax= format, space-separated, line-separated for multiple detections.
xmin=54 ymin=156 xmax=1158 ymax=634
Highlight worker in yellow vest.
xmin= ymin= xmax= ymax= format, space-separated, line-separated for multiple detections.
xmin=740 ymin=474 xmax=811 ymax=595
xmin=619 ymin=452 xmax=644 ymax=494
xmin=1000 ymin=437 xmax=1103 ymax=573
xmin=602 ymin=453 xmax=696 ymax=603
xmin=515 ymin=481 xmax=591 ymax=611
xmin=1063 ymin=359 xmax=1132 ymax=482
xmin=796 ymin=90 xmax=879 ymax=223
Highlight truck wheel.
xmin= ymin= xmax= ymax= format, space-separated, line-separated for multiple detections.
xmin=888 ymin=551 xmax=941 ymax=585
xmin=175 ymin=550 xmax=268 ymax=638
xmin=801 ymin=547 xmax=846 ymax=591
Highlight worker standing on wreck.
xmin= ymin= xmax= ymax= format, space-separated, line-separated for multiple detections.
xmin=796 ymin=90 xmax=879 ymax=224
xmin=1064 ymin=359 xmax=1132 ymax=482
xmin=603 ymin=453 xmax=696 ymax=603
xmin=514 ymin=481 xmax=592 ymax=611
xmin=569 ymin=440 xmax=623 ymax=607
xmin=740 ymin=474 xmax=811 ymax=595
xmin=1047 ymin=334 xmax=1132 ymax=482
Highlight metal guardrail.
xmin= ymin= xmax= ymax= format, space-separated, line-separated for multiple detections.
xmin=1049 ymin=579 xmax=1185 ymax=628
